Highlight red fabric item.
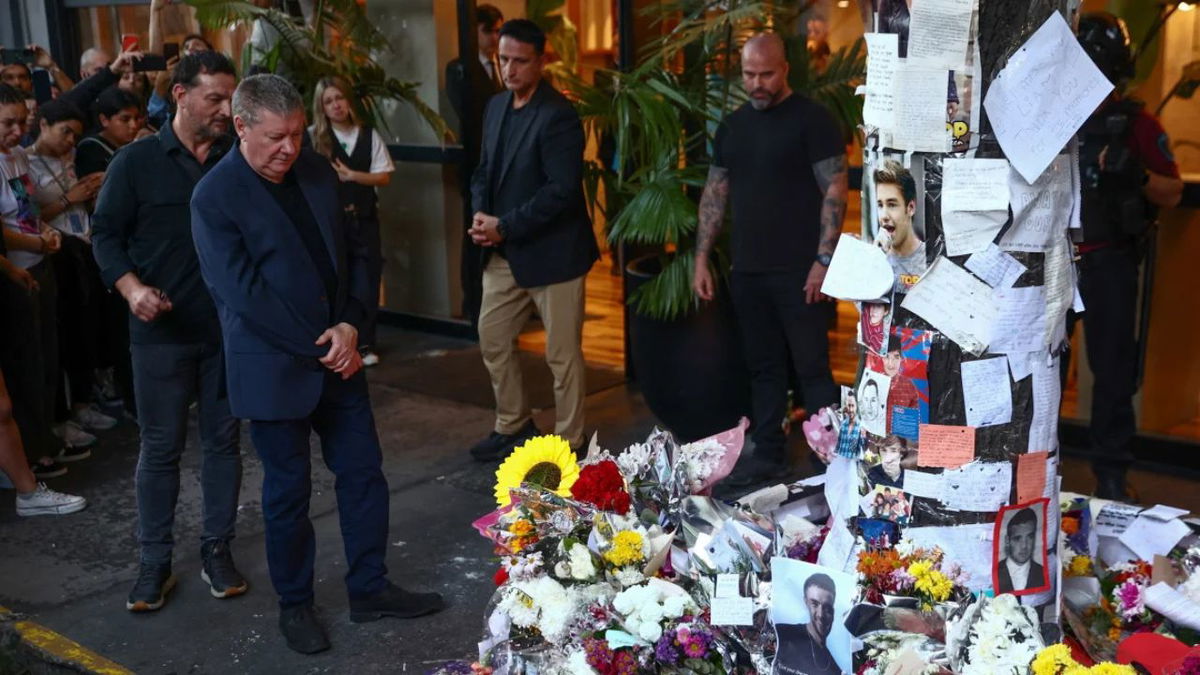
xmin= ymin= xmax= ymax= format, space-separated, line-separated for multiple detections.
xmin=1128 ymin=108 xmax=1180 ymax=179
xmin=1065 ymin=636 xmax=1094 ymax=666
xmin=1117 ymin=632 xmax=1191 ymax=673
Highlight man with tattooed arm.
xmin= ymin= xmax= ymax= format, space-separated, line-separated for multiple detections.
xmin=694 ymin=33 xmax=848 ymax=487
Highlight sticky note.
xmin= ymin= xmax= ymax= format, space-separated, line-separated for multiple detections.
xmin=1016 ymin=451 xmax=1048 ymax=504
xmin=916 ymin=424 xmax=975 ymax=468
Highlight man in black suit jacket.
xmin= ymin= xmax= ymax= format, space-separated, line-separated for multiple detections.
xmin=467 ymin=19 xmax=599 ymax=462
xmin=446 ymin=4 xmax=505 ymax=326
xmin=996 ymin=506 xmax=1046 ymax=593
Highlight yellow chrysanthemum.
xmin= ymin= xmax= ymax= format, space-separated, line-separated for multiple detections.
xmin=494 ymin=435 xmax=580 ymax=507
xmin=1067 ymin=555 xmax=1093 ymax=577
xmin=1032 ymin=644 xmax=1075 ymax=675
xmin=1090 ymin=664 xmax=1136 ymax=675
xmin=603 ymin=530 xmax=646 ymax=567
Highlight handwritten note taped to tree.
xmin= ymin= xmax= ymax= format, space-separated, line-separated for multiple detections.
xmin=982 ymin=12 xmax=1113 ymax=182
xmin=892 ymin=65 xmax=952 ymax=152
xmin=864 ymin=33 xmax=899 ymax=129
xmin=907 ymin=0 xmax=975 ymax=69
xmin=901 ymin=257 xmax=996 ymax=355
xmin=1016 ymin=451 xmax=1049 ymax=504
xmin=917 ymin=424 xmax=975 ymax=468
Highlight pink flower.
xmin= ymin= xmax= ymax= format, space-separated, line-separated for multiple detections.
xmin=1115 ymin=581 xmax=1145 ymax=619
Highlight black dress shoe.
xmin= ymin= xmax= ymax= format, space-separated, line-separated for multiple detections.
xmin=468 ymin=419 xmax=540 ymax=462
xmin=279 ymin=605 xmax=330 ymax=654
xmin=349 ymin=581 xmax=445 ymax=623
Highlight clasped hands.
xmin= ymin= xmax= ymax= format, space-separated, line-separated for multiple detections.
xmin=316 ymin=322 xmax=362 ymax=379
xmin=469 ymin=212 xmax=503 ymax=247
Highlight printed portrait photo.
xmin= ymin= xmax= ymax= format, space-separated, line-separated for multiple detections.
xmin=992 ymin=498 xmax=1051 ymax=596
xmin=771 ymin=558 xmax=856 ymax=675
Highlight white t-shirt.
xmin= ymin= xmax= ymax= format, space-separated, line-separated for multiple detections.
xmin=27 ymin=152 xmax=90 ymax=240
xmin=310 ymin=124 xmax=395 ymax=175
xmin=0 ymin=145 xmax=45 ymax=269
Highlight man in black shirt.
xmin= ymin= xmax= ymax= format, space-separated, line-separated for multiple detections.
xmin=694 ymin=33 xmax=848 ymax=487
xmin=192 ymin=75 xmax=444 ymax=655
xmin=92 ymin=51 xmax=246 ymax=613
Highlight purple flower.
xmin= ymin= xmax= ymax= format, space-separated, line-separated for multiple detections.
xmin=654 ymin=629 xmax=680 ymax=664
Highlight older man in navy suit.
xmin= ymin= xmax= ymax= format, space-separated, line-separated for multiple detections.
xmin=191 ymin=75 xmax=442 ymax=655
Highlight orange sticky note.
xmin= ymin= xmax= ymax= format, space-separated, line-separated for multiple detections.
xmin=1016 ymin=451 xmax=1049 ymax=503
xmin=916 ymin=424 xmax=975 ymax=468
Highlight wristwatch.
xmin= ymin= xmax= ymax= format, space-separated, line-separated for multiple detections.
xmin=817 ymin=253 xmax=832 ymax=267
xmin=496 ymin=220 xmax=508 ymax=240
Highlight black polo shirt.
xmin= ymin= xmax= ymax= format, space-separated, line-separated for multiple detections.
xmin=91 ymin=120 xmax=233 ymax=344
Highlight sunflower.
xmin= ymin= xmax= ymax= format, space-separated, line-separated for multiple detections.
xmin=494 ymin=435 xmax=581 ymax=507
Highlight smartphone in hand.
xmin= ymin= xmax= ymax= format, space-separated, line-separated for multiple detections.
xmin=0 ymin=48 xmax=35 ymax=66
xmin=132 ymin=53 xmax=168 ymax=72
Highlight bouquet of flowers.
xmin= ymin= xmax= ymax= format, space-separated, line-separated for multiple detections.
xmin=854 ymin=631 xmax=950 ymax=675
xmin=946 ymin=593 xmax=1045 ymax=675
xmin=856 ymin=541 xmax=969 ymax=611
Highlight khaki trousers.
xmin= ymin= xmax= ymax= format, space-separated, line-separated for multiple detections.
xmin=479 ymin=256 xmax=587 ymax=447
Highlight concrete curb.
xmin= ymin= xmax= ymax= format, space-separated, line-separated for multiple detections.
xmin=0 ymin=606 xmax=132 ymax=674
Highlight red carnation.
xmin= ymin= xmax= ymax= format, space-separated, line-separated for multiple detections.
xmin=493 ymin=566 xmax=508 ymax=586
xmin=570 ymin=460 xmax=631 ymax=515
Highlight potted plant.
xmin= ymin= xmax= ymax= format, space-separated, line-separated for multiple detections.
xmin=569 ymin=0 xmax=865 ymax=441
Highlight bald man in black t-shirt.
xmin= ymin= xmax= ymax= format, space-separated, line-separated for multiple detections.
xmin=694 ymin=33 xmax=848 ymax=487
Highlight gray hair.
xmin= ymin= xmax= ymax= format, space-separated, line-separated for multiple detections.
xmin=79 ymin=47 xmax=109 ymax=72
xmin=232 ymin=74 xmax=304 ymax=126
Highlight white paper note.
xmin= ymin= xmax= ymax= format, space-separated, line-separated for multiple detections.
xmin=942 ymin=158 xmax=1011 ymax=212
xmin=1007 ymin=351 xmax=1035 ymax=381
xmin=1119 ymin=515 xmax=1192 ymax=561
xmin=907 ymin=0 xmax=975 ymax=69
xmin=1044 ymin=238 xmax=1073 ymax=349
xmin=1027 ymin=354 xmax=1060 ymax=451
xmin=710 ymin=596 xmax=755 ymax=626
xmin=892 ymin=65 xmax=952 ymax=152
xmin=989 ymin=286 xmax=1047 ymax=354
xmin=715 ymin=573 xmax=740 ymax=599
xmin=1068 ymin=139 xmax=1082 ymax=230
xmin=1001 ymin=154 xmax=1073 ymax=253
xmin=942 ymin=461 xmax=1012 ymax=511
xmin=864 ymin=33 xmax=899 ymax=128
xmin=1094 ymin=502 xmax=1143 ymax=538
xmin=901 ymin=257 xmax=997 ymax=355
xmin=965 ymin=244 xmax=1025 ymax=289
xmin=822 ymin=233 xmax=896 ymax=301
xmin=943 ymin=209 xmax=1008 ymax=256
xmin=961 ymin=356 xmax=1012 ymax=427
xmin=816 ymin=516 xmax=856 ymax=571
xmin=1145 ymin=583 xmax=1200 ymax=632
xmin=904 ymin=523 xmax=994 ymax=590
xmin=982 ymin=12 xmax=1113 ymax=182
xmin=1141 ymin=505 xmax=1190 ymax=521
xmin=903 ymin=470 xmax=945 ymax=500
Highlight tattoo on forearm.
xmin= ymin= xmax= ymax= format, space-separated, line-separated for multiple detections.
xmin=696 ymin=166 xmax=729 ymax=258
xmin=813 ymin=155 xmax=848 ymax=256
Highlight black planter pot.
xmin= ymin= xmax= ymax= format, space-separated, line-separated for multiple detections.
xmin=624 ymin=255 xmax=751 ymax=443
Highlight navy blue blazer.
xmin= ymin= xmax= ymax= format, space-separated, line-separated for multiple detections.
xmin=471 ymin=79 xmax=598 ymax=288
xmin=191 ymin=145 xmax=369 ymax=421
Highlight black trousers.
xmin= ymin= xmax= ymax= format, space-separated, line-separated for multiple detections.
xmin=53 ymin=236 xmax=104 ymax=409
xmin=0 ymin=260 xmax=59 ymax=459
xmin=1075 ymin=244 xmax=1139 ymax=474
xmin=731 ymin=269 xmax=839 ymax=462
xmin=354 ymin=214 xmax=383 ymax=349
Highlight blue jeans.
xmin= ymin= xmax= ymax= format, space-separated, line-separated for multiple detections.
xmin=132 ymin=342 xmax=241 ymax=565
xmin=248 ymin=371 xmax=389 ymax=608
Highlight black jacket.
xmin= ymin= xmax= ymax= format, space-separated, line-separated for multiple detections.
xmin=471 ymin=80 xmax=598 ymax=288
xmin=446 ymin=53 xmax=503 ymax=169
xmin=996 ymin=559 xmax=1046 ymax=593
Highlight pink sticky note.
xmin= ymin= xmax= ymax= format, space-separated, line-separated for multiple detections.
xmin=1016 ymin=451 xmax=1049 ymax=504
xmin=916 ymin=424 xmax=975 ymax=468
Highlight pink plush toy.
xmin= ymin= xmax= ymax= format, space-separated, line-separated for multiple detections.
xmin=802 ymin=406 xmax=839 ymax=464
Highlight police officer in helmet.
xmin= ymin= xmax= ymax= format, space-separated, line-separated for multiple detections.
xmin=1074 ymin=12 xmax=1183 ymax=501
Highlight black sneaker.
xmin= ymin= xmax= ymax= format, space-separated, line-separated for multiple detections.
xmin=30 ymin=457 xmax=67 ymax=480
xmin=126 ymin=562 xmax=176 ymax=612
xmin=468 ymin=419 xmax=540 ymax=462
xmin=200 ymin=539 xmax=248 ymax=599
xmin=349 ymin=581 xmax=445 ymax=623
xmin=723 ymin=455 xmax=792 ymax=488
xmin=279 ymin=605 xmax=330 ymax=654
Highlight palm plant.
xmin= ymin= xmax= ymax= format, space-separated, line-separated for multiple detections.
xmin=572 ymin=0 xmax=865 ymax=319
xmin=186 ymin=0 xmax=452 ymax=142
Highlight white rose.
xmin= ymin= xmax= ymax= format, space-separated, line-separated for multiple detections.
xmin=638 ymin=620 xmax=663 ymax=643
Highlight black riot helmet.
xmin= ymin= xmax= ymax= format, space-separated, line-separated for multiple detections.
xmin=1077 ymin=12 xmax=1135 ymax=87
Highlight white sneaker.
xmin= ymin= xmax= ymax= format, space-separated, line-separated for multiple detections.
xmin=16 ymin=483 xmax=87 ymax=516
xmin=362 ymin=352 xmax=380 ymax=367
xmin=53 ymin=421 xmax=98 ymax=449
xmin=73 ymin=405 xmax=118 ymax=431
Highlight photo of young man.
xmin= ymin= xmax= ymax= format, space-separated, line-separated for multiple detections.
xmin=873 ymin=159 xmax=925 ymax=294
xmin=993 ymin=500 xmax=1050 ymax=595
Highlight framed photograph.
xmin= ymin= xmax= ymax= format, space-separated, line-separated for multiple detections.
xmin=992 ymin=498 xmax=1051 ymax=596
xmin=771 ymin=558 xmax=856 ymax=675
